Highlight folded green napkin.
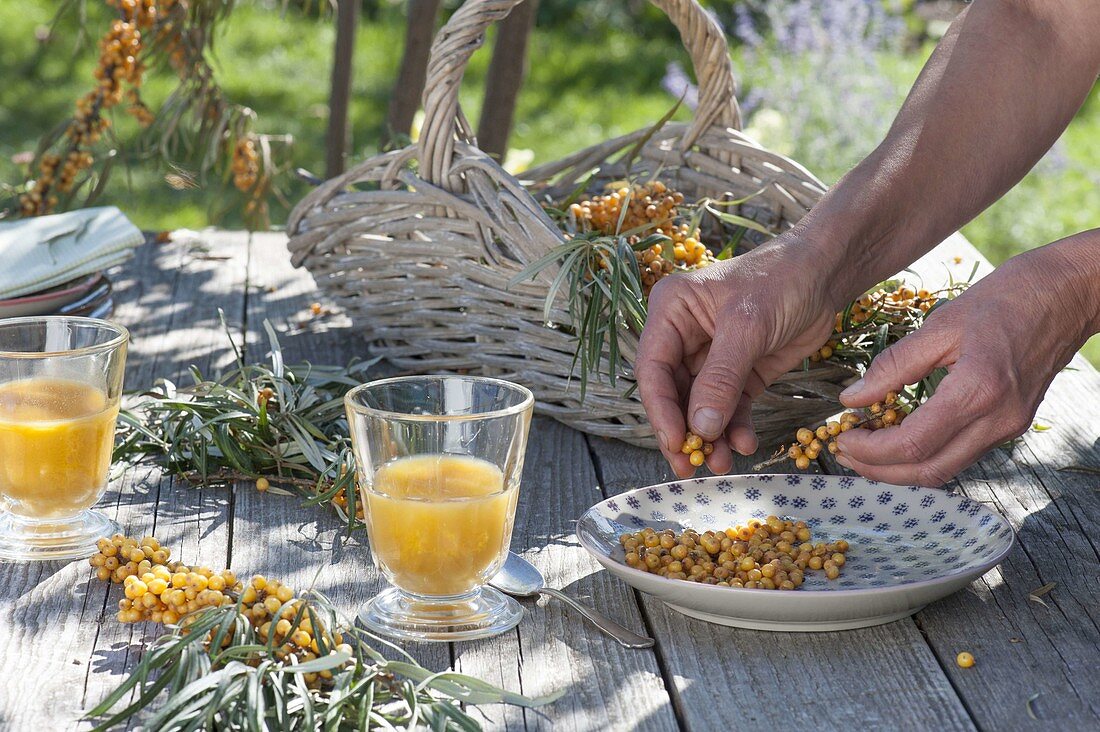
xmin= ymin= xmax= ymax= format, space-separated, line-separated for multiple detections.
xmin=0 ymin=206 xmax=143 ymax=300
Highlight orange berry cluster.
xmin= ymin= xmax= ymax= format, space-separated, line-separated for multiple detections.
xmin=125 ymin=88 xmax=156 ymax=127
xmin=619 ymin=516 xmax=850 ymax=588
xmin=232 ymin=136 xmax=260 ymax=192
xmin=90 ymin=535 xmax=239 ymax=624
xmin=20 ymin=0 xmax=160 ymax=216
xmin=567 ymin=181 xmax=715 ymax=294
xmin=788 ymin=392 xmax=905 ymax=470
xmin=839 ymin=285 xmax=934 ymax=330
xmin=680 ymin=431 xmax=714 ymax=467
xmin=90 ymin=534 xmax=352 ymax=689
xmin=569 ymin=180 xmax=683 ymax=234
xmin=331 ymin=487 xmax=365 ymax=521
xmin=243 ymin=575 xmax=351 ymax=687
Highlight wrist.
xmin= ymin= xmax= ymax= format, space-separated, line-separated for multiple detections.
xmin=1028 ymin=231 xmax=1100 ymax=342
xmin=785 ymin=155 xmax=934 ymax=311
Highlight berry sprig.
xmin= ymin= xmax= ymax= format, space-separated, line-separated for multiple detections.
xmin=15 ymin=0 xmax=286 ymax=228
xmin=755 ymin=391 xmax=907 ymax=472
xmin=19 ymin=0 xmax=160 ymax=216
xmin=231 ymin=136 xmax=260 ymax=192
xmin=566 ymin=180 xmax=716 ymax=295
xmin=90 ymin=534 xmax=351 ymax=689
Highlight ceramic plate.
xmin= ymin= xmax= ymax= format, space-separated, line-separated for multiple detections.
xmin=577 ymin=474 xmax=1014 ymax=632
xmin=0 ymin=273 xmax=102 ymax=318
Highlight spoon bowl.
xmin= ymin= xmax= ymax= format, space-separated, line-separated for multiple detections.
xmin=490 ymin=552 xmax=654 ymax=648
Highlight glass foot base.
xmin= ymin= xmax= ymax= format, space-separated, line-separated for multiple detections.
xmin=359 ymin=586 xmax=523 ymax=642
xmin=0 ymin=510 xmax=120 ymax=562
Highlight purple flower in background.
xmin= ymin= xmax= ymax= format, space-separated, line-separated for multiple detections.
xmin=661 ymin=62 xmax=699 ymax=111
xmin=696 ymin=0 xmax=912 ymax=183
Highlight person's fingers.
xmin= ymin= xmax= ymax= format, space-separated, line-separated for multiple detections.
xmin=839 ymin=324 xmax=956 ymax=408
xmin=667 ymin=448 xmax=697 ymax=479
xmin=685 ymin=324 xmax=765 ymax=441
xmin=834 ymin=415 xmax=1012 ymax=487
xmin=835 ymin=364 xmax=988 ymax=466
xmin=705 ymin=437 xmax=734 ymax=475
xmin=636 ymin=312 xmax=689 ymax=459
xmin=725 ymin=394 xmax=758 ymax=457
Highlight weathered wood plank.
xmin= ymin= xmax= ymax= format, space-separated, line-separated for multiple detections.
xmin=0 ymin=235 xmax=247 ymax=728
xmin=585 ymin=437 xmax=978 ymax=731
xmin=909 ymin=357 xmax=1100 ymax=729
xmin=454 ymin=418 xmax=679 ymax=731
xmin=238 ymin=229 xmax=453 ymax=673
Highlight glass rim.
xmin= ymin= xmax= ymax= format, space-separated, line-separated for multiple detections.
xmin=0 ymin=316 xmax=130 ymax=359
xmin=345 ymin=374 xmax=534 ymax=422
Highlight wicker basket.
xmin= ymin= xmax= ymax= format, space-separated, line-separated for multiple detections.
xmin=287 ymin=0 xmax=853 ymax=448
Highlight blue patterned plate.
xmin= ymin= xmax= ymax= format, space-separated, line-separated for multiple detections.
xmin=576 ymin=474 xmax=1014 ymax=631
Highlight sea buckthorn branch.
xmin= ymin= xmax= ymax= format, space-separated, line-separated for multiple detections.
xmin=13 ymin=0 xmax=289 ymax=230
xmin=522 ymin=168 xmax=973 ymax=404
xmin=753 ymin=391 xmax=909 ymax=471
xmin=86 ymin=534 xmax=558 ymax=729
xmin=113 ymin=317 xmax=374 ymax=534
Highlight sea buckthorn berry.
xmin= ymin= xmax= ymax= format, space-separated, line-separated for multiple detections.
xmin=956 ymin=652 xmax=975 ymax=668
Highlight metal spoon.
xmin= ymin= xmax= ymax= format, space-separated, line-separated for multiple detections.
xmin=490 ymin=552 xmax=655 ymax=648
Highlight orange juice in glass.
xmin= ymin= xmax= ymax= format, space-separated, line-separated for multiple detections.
xmin=0 ymin=317 xmax=127 ymax=560
xmin=346 ymin=375 xmax=532 ymax=642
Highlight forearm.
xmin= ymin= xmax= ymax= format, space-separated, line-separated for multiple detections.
xmin=792 ymin=0 xmax=1100 ymax=308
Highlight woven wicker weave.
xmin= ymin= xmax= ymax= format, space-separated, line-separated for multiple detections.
xmin=287 ymin=0 xmax=853 ymax=448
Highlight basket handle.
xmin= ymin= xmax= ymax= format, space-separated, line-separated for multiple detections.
xmin=418 ymin=0 xmax=742 ymax=189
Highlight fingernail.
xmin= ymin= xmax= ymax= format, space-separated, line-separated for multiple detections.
xmin=839 ymin=378 xmax=865 ymax=400
xmin=691 ymin=408 xmax=723 ymax=437
xmin=835 ymin=455 xmax=852 ymax=469
xmin=656 ymin=430 xmax=670 ymax=452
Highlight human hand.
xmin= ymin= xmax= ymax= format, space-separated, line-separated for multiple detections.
xmin=636 ymin=239 xmax=837 ymax=478
xmin=834 ymin=241 xmax=1099 ymax=486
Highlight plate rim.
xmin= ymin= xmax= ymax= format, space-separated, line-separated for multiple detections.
xmin=576 ymin=473 xmax=1015 ymax=600
xmin=0 ymin=272 xmax=101 ymax=306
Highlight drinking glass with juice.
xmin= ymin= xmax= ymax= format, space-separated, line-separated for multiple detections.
xmin=345 ymin=375 xmax=533 ymax=642
xmin=0 ymin=317 xmax=127 ymax=560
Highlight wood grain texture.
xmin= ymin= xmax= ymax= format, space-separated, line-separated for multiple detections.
xmin=454 ymin=418 xmax=678 ymax=731
xmin=585 ymin=436 xmax=977 ymax=731
xmin=0 ymin=229 xmax=1095 ymax=732
xmin=0 ymin=236 xmax=246 ymax=728
xmin=246 ymin=229 xmax=678 ymax=728
xmin=910 ymin=356 xmax=1100 ymax=729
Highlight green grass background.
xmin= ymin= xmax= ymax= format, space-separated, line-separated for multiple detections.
xmin=2 ymin=2 xmax=1097 ymax=361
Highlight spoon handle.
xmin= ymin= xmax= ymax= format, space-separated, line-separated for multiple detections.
xmin=538 ymin=587 xmax=655 ymax=648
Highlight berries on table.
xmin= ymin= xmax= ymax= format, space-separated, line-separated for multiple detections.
xmin=956 ymin=651 xmax=975 ymax=668
xmin=90 ymin=533 xmax=347 ymax=690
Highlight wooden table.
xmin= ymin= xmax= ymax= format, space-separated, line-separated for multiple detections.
xmin=1 ymin=230 xmax=1097 ymax=731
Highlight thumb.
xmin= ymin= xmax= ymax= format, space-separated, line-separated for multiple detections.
xmin=686 ymin=326 xmax=764 ymax=441
xmin=841 ymin=326 xmax=953 ymax=407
